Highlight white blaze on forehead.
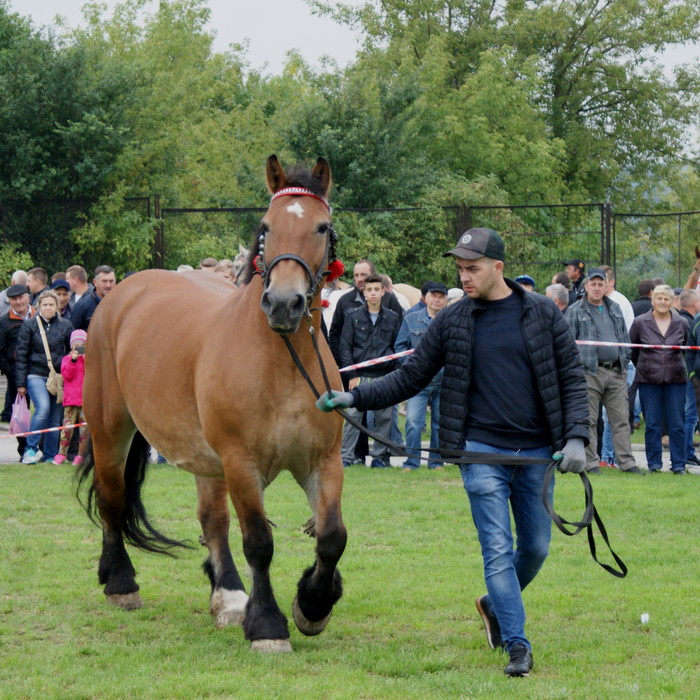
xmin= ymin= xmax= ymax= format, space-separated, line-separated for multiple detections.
xmin=286 ymin=201 xmax=305 ymax=218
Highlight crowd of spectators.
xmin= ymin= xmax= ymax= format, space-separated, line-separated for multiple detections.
xmin=2 ymin=253 xmax=700 ymax=475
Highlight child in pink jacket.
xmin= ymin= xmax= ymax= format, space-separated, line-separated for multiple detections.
xmin=52 ymin=329 xmax=89 ymax=465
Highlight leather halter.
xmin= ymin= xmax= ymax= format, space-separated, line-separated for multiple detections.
xmin=269 ymin=187 xmax=331 ymax=212
xmin=256 ymin=188 xmax=337 ymax=308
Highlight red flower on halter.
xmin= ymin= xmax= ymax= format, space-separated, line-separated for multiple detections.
xmin=326 ymin=259 xmax=345 ymax=282
xmin=253 ymin=255 xmax=263 ymax=273
xmin=321 ymin=299 xmax=330 ymax=308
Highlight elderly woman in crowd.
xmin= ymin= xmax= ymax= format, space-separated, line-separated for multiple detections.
xmin=629 ymin=285 xmax=689 ymax=474
xmin=15 ymin=290 xmax=73 ymax=464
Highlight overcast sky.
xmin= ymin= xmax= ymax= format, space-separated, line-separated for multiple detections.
xmin=15 ymin=0 xmax=363 ymax=74
xmin=13 ymin=0 xmax=700 ymax=77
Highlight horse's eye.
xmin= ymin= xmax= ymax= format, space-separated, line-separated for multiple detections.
xmin=317 ymin=224 xmax=331 ymax=236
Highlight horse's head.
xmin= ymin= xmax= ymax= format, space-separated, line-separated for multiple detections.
xmin=255 ymin=154 xmax=335 ymax=334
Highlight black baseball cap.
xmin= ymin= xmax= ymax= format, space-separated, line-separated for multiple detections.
xmin=563 ymin=259 xmax=585 ymax=271
xmin=587 ymin=268 xmax=606 ymax=280
xmin=424 ymin=281 xmax=448 ymax=295
xmin=443 ymin=228 xmax=505 ymax=261
xmin=6 ymin=284 xmax=29 ymax=298
xmin=51 ymin=279 xmax=70 ymax=291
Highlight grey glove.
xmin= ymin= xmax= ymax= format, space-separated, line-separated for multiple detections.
xmin=553 ymin=438 xmax=586 ymax=473
xmin=315 ymin=390 xmax=354 ymax=412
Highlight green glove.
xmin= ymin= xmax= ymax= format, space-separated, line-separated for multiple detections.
xmin=552 ymin=438 xmax=586 ymax=473
xmin=315 ymin=390 xmax=354 ymax=412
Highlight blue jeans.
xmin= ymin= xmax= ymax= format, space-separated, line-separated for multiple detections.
xmin=403 ymin=382 xmax=441 ymax=469
xmin=26 ymin=374 xmax=63 ymax=459
xmin=638 ymin=382 xmax=686 ymax=472
xmin=601 ymin=362 xmax=635 ymax=464
xmin=684 ymin=380 xmax=697 ymax=461
xmin=459 ymin=441 xmax=553 ymax=651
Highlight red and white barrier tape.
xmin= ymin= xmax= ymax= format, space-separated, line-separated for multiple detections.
xmin=2 ymin=422 xmax=87 ymax=439
xmin=575 ymin=340 xmax=700 ymax=351
xmin=339 ymin=339 xmax=700 ymax=373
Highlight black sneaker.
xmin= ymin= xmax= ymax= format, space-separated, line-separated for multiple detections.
xmin=504 ymin=643 xmax=533 ymax=677
xmin=475 ymin=596 xmax=505 ymax=651
xmin=621 ymin=466 xmax=644 ymax=474
xmin=686 ymin=456 xmax=700 ymax=466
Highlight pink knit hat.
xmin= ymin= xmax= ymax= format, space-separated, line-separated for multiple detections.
xmin=70 ymin=329 xmax=87 ymax=347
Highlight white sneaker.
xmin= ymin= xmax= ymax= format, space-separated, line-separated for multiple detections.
xmin=22 ymin=449 xmax=40 ymax=464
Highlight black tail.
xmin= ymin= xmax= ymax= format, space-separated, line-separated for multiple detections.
xmin=75 ymin=431 xmax=191 ymax=555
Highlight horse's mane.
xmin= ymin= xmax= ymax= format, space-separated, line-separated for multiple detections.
xmin=240 ymin=164 xmax=327 ymax=286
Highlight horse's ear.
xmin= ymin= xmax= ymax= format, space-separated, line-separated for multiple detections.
xmin=312 ymin=157 xmax=332 ymax=197
xmin=239 ymin=243 xmax=247 ymax=255
xmin=266 ymin=155 xmax=288 ymax=193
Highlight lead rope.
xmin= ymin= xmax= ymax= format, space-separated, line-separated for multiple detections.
xmin=282 ymin=322 xmax=627 ymax=578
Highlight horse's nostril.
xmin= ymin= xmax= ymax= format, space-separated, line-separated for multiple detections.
xmin=260 ymin=290 xmax=273 ymax=313
xmin=289 ymin=294 xmax=305 ymax=317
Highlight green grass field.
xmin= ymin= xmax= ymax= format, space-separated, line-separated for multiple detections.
xmin=1 ymin=461 xmax=698 ymax=699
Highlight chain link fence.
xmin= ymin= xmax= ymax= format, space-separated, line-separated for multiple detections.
xmin=3 ymin=197 xmax=699 ymax=298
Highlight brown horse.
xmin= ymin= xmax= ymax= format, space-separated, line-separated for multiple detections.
xmin=77 ymin=156 xmax=346 ymax=652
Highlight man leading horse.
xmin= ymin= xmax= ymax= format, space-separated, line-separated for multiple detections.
xmin=317 ymin=227 xmax=589 ymax=677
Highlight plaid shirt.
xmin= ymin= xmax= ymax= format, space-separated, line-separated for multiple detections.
xmin=565 ymin=297 xmax=631 ymax=375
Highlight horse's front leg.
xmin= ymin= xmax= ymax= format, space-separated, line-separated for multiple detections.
xmin=293 ymin=463 xmax=347 ymax=636
xmin=195 ymin=476 xmax=248 ymax=628
xmin=226 ymin=471 xmax=291 ymax=652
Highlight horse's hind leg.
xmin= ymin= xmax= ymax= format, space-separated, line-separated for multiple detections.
xmin=195 ymin=476 xmax=248 ymax=628
xmin=91 ymin=432 xmax=146 ymax=611
xmin=293 ymin=468 xmax=347 ymax=636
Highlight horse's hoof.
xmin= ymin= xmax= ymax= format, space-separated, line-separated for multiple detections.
xmin=250 ymin=639 xmax=293 ymax=653
xmin=210 ymin=589 xmax=248 ymax=628
xmin=106 ymin=592 xmax=143 ymax=610
xmin=292 ymin=596 xmax=331 ymax=636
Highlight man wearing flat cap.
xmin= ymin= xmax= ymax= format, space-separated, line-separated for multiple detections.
xmin=563 ymin=258 xmax=587 ymax=305
xmin=316 ymin=227 xmax=589 ymax=678
xmin=0 ymin=284 xmax=36 ymax=458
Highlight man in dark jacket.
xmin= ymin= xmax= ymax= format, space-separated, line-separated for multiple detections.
xmin=329 ymin=259 xmax=405 ymax=463
xmin=563 ymin=258 xmax=587 ymax=306
xmin=678 ymin=289 xmax=700 ymax=465
xmin=71 ymin=265 xmax=116 ymax=331
xmin=317 ymin=228 xmax=589 ymax=678
xmin=27 ymin=267 xmax=50 ymax=307
xmin=0 ymin=284 xmax=35 ymax=458
xmin=631 ymin=279 xmax=654 ymax=317
xmin=328 ymin=259 xmax=404 ymax=372
xmin=339 ymin=274 xmax=401 ymax=467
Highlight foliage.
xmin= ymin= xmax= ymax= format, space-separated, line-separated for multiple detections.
xmin=0 ymin=242 xmax=34 ymax=285
xmin=2 ymin=0 xmax=700 ymax=279
xmin=0 ymin=1 xmax=131 ymax=200
xmin=313 ymin=0 xmax=700 ymax=203
xmin=1 ymin=461 xmax=699 ymax=698
xmin=73 ymin=186 xmax=157 ymax=274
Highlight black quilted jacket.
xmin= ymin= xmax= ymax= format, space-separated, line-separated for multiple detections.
xmin=351 ymin=279 xmax=589 ymax=452
xmin=15 ymin=314 xmax=73 ymax=386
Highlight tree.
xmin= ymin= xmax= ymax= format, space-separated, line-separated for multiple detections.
xmin=311 ymin=0 xmax=700 ymax=202
xmin=0 ymin=2 xmax=132 ymax=200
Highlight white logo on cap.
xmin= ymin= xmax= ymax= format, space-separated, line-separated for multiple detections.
xmin=461 ymin=234 xmax=472 ymax=245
